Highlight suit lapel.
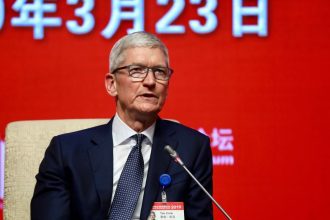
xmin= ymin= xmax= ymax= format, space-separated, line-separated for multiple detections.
xmin=88 ymin=120 xmax=114 ymax=213
xmin=140 ymin=120 xmax=179 ymax=220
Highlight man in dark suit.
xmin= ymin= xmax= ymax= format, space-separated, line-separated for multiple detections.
xmin=31 ymin=32 xmax=213 ymax=220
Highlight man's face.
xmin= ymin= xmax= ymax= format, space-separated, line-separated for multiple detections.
xmin=106 ymin=47 xmax=169 ymax=120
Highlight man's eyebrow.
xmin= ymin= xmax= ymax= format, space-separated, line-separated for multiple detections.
xmin=130 ymin=63 xmax=167 ymax=68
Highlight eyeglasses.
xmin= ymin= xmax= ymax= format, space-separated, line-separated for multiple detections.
xmin=112 ymin=64 xmax=173 ymax=81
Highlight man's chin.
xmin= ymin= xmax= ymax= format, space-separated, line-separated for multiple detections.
xmin=136 ymin=104 xmax=161 ymax=115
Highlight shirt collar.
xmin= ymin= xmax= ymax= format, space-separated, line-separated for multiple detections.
xmin=112 ymin=113 xmax=156 ymax=146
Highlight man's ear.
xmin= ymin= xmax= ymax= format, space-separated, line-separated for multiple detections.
xmin=105 ymin=73 xmax=117 ymax=97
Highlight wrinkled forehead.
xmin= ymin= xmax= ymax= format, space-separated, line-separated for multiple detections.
xmin=117 ymin=46 xmax=168 ymax=65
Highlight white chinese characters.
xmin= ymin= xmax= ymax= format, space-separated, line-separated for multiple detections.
xmin=0 ymin=0 xmax=4 ymax=29
xmin=11 ymin=0 xmax=62 ymax=39
xmin=233 ymin=0 xmax=268 ymax=37
xmin=1 ymin=0 xmax=268 ymax=40
xmin=199 ymin=128 xmax=235 ymax=166
xmin=102 ymin=0 xmax=144 ymax=39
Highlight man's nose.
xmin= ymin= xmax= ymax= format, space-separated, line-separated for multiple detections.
xmin=142 ymin=68 xmax=156 ymax=85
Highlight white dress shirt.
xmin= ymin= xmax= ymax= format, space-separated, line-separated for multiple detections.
xmin=111 ymin=114 xmax=155 ymax=219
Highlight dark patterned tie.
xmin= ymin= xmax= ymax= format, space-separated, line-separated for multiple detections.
xmin=108 ymin=134 xmax=146 ymax=220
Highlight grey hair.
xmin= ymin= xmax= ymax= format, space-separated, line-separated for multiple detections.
xmin=109 ymin=32 xmax=169 ymax=73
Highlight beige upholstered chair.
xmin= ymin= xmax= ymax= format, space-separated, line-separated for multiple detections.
xmin=4 ymin=119 xmax=109 ymax=220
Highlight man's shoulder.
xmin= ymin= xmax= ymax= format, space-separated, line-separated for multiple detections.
xmin=159 ymin=119 xmax=209 ymax=140
xmin=53 ymin=121 xmax=111 ymax=144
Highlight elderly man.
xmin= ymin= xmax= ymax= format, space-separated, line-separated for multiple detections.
xmin=31 ymin=32 xmax=213 ymax=220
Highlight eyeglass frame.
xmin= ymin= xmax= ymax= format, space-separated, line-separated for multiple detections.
xmin=111 ymin=64 xmax=174 ymax=81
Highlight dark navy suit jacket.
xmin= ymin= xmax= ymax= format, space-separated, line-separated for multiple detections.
xmin=31 ymin=119 xmax=213 ymax=220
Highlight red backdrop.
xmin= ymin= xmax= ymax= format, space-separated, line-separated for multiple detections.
xmin=1 ymin=0 xmax=330 ymax=219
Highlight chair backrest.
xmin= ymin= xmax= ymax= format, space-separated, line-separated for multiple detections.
xmin=4 ymin=119 xmax=109 ymax=220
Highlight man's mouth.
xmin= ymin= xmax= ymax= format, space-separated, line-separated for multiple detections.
xmin=140 ymin=93 xmax=157 ymax=98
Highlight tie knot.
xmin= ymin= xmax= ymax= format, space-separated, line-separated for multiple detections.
xmin=134 ymin=133 xmax=145 ymax=148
